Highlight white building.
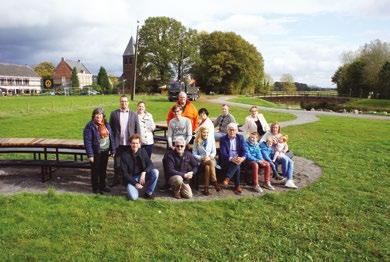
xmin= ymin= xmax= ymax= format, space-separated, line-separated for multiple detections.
xmin=0 ymin=63 xmax=41 ymax=95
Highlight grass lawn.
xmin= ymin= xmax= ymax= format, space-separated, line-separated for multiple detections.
xmin=0 ymin=95 xmax=294 ymax=138
xmin=344 ymin=98 xmax=390 ymax=112
xmin=230 ymin=96 xmax=281 ymax=108
xmin=0 ymin=96 xmax=389 ymax=260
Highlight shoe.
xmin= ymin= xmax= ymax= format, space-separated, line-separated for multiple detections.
xmin=143 ymin=193 xmax=155 ymax=200
xmin=264 ymin=182 xmax=275 ymax=191
xmin=223 ymin=178 xmax=230 ymax=188
xmin=273 ymin=174 xmax=284 ymax=180
xmin=234 ymin=186 xmax=243 ymax=194
xmin=254 ymin=185 xmax=263 ymax=193
xmin=100 ymin=187 xmax=111 ymax=193
xmin=202 ymin=189 xmax=210 ymax=196
xmin=215 ymin=164 xmax=222 ymax=170
xmin=211 ymin=181 xmax=222 ymax=192
xmin=285 ymin=180 xmax=298 ymax=189
xmin=174 ymin=191 xmax=182 ymax=199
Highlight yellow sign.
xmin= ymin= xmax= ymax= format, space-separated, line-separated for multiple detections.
xmin=44 ymin=79 xmax=53 ymax=88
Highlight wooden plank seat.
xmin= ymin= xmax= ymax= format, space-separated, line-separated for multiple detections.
xmin=0 ymin=138 xmax=90 ymax=182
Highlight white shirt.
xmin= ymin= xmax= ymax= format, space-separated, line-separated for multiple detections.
xmin=119 ymin=111 xmax=129 ymax=146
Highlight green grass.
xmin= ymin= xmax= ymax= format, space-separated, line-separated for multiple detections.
xmin=0 ymin=96 xmax=389 ymax=260
xmin=344 ymin=98 xmax=390 ymax=112
xmin=230 ymin=96 xmax=281 ymax=108
xmin=0 ymin=95 xmax=294 ymax=138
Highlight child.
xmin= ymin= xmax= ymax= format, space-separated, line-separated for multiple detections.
xmin=260 ymin=137 xmax=283 ymax=181
xmin=273 ymin=135 xmax=288 ymax=162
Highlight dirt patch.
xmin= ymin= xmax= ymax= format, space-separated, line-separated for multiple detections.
xmin=0 ymin=146 xmax=322 ymax=200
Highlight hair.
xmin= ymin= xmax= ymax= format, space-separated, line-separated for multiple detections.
xmin=250 ymin=131 xmax=259 ymax=138
xmin=120 ymin=95 xmax=128 ymax=100
xmin=137 ymin=100 xmax=145 ymax=106
xmin=227 ymin=122 xmax=238 ymax=131
xmin=174 ymin=136 xmax=186 ymax=146
xmin=91 ymin=107 xmax=106 ymax=121
xmin=172 ymin=105 xmax=183 ymax=112
xmin=281 ymin=135 xmax=288 ymax=142
xmin=129 ymin=134 xmax=141 ymax=143
xmin=198 ymin=108 xmax=209 ymax=116
xmin=195 ymin=126 xmax=209 ymax=145
xmin=270 ymin=122 xmax=281 ymax=134
xmin=221 ymin=104 xmax=229 ymax=108
xmin=178 ymin=91 xmax=187 ymax=98
xmin=266 ymin=137 xmax=274 ymax=144
xmin=249 ymin=105 xmax=258 ymax=112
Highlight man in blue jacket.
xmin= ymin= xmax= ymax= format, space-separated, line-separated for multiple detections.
xmin=219 ymin=123 xmax=245 ymax=194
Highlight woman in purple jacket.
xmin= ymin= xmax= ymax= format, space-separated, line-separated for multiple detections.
xmin=83 ymin=108 xmax=116 ymax=194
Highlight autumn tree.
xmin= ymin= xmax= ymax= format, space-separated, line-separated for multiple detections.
xmin=280 ymin=74 xmax=296 ymax=94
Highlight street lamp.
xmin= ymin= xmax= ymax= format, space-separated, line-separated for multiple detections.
xmin=131 ymin=20 xmax=139 ymax=101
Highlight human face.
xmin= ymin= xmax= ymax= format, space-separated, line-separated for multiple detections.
xmin=137 ymin=103 xmax=145 ymax=114
xmin=178 ymin=93 xmax=187 ymax=105
xmin=93 ymin=113 xmax=103 ymax=123
xmin=130 ymin=138 xmax=140 ymax=153
xmin=120 ymin=97 xmax=129 ymax=110
xmin=271 ymin=125 xmax=280 ymax=135
xmin=250 ymin=108 xmax=257 ymax=117
xmin=174 ymin=108 xmax=182 ymax=117
xmin=201 ymin=129 xmax=209 ymax=140
xmin=175 ymin=143 xmax=185 ymax=155
xmin=199 ymin=112 xmax=207 ymax=120
xmin=222 ymin=105 xmax=229 ymax=115
xmin=248 ymin=133 xmax=258 ymax=144
xmin=227 ymin=127 xmax=237 ymax=138
xmin=266 ymin=140 xmax=273 ymax=147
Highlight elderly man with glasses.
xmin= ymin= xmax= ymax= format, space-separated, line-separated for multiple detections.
xmin=163 ymin=136 xmax=198 ymax=199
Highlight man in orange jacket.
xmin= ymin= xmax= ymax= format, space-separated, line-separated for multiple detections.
xmin=166 ymin=91 xmax=199 ymax=131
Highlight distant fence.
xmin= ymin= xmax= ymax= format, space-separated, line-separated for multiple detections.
xmin=259 ymin=90 xmax=338 ymax=97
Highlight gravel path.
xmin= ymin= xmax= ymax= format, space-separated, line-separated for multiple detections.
xmin=209 ymin=96 xmax=389 ymax=127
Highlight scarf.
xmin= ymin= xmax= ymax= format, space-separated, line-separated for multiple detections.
xmin=96 ymin=119 xmax=109 ymax=138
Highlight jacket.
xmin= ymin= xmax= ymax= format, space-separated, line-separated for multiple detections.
xmin=109 ymin=109 xmax=140 ymax=148
xmin=244 ymin=140 xmax=264 ymax=162
xmin=120 ymin=148 xmax=154 ymax=186
xmin=219 ymin=134 xmax=246 ymax=164
xmin=83 ymin=121 xmax=116 ymax=157
xmin=166 ymin=100 xmax=199 ymax=131
xmin=164 ymin=150 xmax=198 ymax=179
xmin=260 ymin=141 xmax=273 ymax=162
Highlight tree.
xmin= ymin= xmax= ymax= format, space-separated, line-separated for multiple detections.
xmin=261 ymin=73 xmax=274 ymax=94
xmin=192 ymin=31 xmax=264 ymax=94
xmin=280 ymin=74 xmax=296 ymax=94
xmin=34 ymin=61 xmax=55 ymax=78
xmin=378 ymin=61 xmax=390 ymax=99
xmin=70 ymin=67 xmax=80 ymax=95
xmin=137 ymin=16 xmax=199 ymax=87
xmin=97 ymin=67 xmax=112 ymax=94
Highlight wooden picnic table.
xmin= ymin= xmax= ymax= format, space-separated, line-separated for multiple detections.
xmin=0 ymin=138 xmax=89 ymax=181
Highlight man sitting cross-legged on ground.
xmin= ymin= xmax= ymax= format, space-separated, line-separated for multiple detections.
xmin=219 ymin=122 xmax=245 ymax=194
xmin=120 ymin=134 xmax=159 ymax=200
xmin=163 ymin=136 xmax=198 ymax=199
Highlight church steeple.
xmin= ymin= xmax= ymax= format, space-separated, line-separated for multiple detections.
xmin=122 ymin=35 xmax=135 ymax=94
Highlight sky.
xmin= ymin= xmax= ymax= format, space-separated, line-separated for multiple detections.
xmin=1 ymin=0 xmax=389 ymax=87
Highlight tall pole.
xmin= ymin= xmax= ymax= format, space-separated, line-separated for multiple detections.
xmin=131 ymin=21 xmax=139 ymax=101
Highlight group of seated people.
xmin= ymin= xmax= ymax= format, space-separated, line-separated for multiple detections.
xmin=83 ymin=92 xmax=297 ymax=201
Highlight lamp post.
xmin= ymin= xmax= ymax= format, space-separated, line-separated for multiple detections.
xmin=131 ymin=20 xmax=139 ymax=101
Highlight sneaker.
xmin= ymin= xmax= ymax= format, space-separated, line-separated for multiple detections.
xmin=285 ymin=180 xmax=298 ymax=189
xmin=273 ymin=174 xmax=285 ymax=180
xmin=215 ymin=164 xmax=222 ymax=170
xmin=264 ymin=182 xmax=275 ymax=191
xmin=143 ymin=193 xmax=155 ymax=200
xmin=254 ymin=185 xmax=263 ymax=193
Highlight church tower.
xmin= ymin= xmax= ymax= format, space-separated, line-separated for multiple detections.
xmin=122 ymin=36 xmax=135 ymax=94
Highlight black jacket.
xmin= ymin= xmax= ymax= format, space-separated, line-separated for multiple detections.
xmin=120 ymin=148 xmax=154 ymax=186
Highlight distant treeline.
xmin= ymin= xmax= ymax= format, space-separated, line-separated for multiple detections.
xmin=273 ymin=82 xmax=330 ymax=91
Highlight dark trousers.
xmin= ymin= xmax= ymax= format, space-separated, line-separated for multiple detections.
xmin=224 ymin=161 xmax=241 ymax=187
xmin=141 ymin=144 xmax=153 ymax=158
xmin=113 ymin=145 xmax=128 ymax=184
xmin=91 ymin=151 xmax=109 ymax=192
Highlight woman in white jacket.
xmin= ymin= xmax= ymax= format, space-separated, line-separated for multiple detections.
xmin=137 ymin=101 xmax=156 ymax=158
xmin=240 ymin=106 xmax=270 ymax=138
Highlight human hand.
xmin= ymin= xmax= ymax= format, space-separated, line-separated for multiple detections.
xmin=184 ymin=172 xmax=193 ymax=179
xmin=135 ymin=183 xmax=143 ymax=189
xmin=88 ymin=157 xmax=94 ymax=163
xmin=139 ymin=172 xmax=146 ymax=185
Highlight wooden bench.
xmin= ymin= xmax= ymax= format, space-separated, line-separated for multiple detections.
xmin=0 ymin=138 xmax=90 ymax=182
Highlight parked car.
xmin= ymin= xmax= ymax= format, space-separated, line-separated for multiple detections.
xmin=168 ymin=81 xmax=200 ymax=101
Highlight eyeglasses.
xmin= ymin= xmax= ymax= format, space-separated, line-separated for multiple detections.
xmin=175 ymin=145 xmax=185 ymax=148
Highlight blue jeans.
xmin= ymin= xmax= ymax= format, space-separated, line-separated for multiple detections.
xmin=276 ymin=155 xmax=294 ymax=180
xmin=127 ymin=169 xmax=159 ymax=200
xmin=224 ymin=161 xmax=241 ymax=187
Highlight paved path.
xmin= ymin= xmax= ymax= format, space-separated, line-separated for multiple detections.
xmin=209 ymin=96 xmax=389 ymax=127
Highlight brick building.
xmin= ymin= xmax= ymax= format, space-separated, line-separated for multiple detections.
xmin=122 ymin=36 xmax=135 ymax=94
xmin=52 ymin=58 xmax=92 ymax=88
xmin=0 ymin=63 xmax=41 ymax=95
